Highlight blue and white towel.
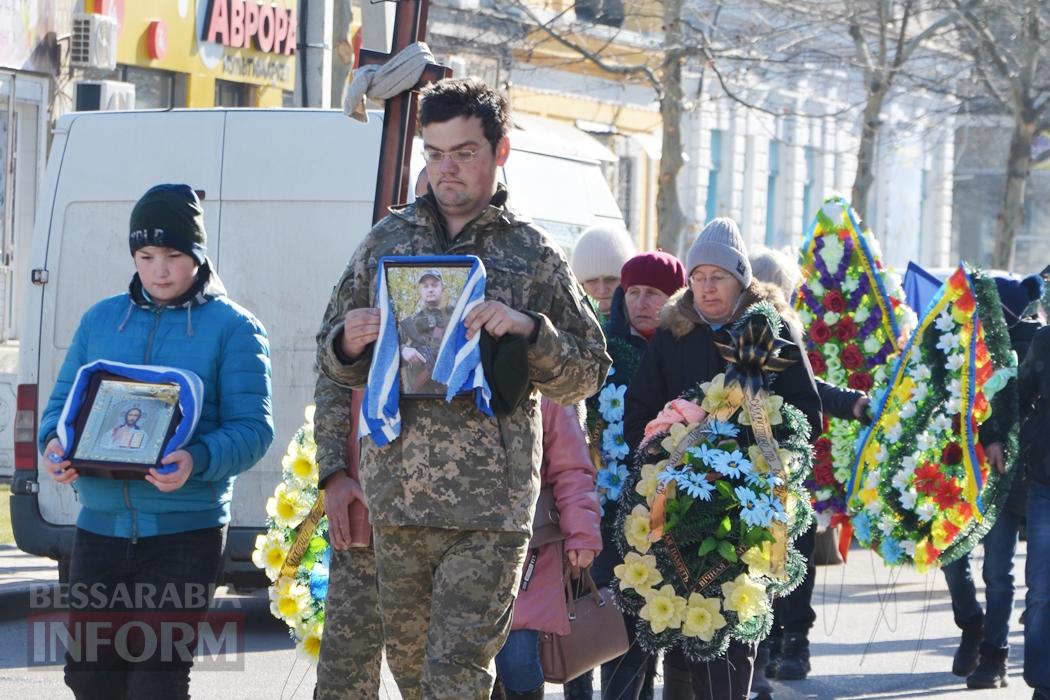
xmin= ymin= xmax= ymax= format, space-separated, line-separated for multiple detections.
xmin=57 ymin=360 xmax=204 ymax=459
xmin=359 ymin=255 xmax=493 ymax=446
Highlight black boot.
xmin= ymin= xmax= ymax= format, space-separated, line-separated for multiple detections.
xmin=776 ymin=632 xmax=810 ymax=681
xmin=660 ymin=657 xmax=695 ymax=700
xmin=751 ymin=641 xmax=774 ymax=699
xmin=491 ymin=677 xmax=507 ymax=700
xmin=966 ymin=644 xmax=1008 ymax=689
xmin=952 ymin=618 xmax=983 ymax=677
xmin=762 ymin=635 xmax=782 ymax=679
xmin=563 ymin=670 xmax=593 ymax=700
xmin=504 ymin=684 xmax=545 ymax=700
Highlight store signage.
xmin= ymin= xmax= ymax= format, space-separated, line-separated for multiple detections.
xmin=202 ymin=1 xmax=297 ymax=56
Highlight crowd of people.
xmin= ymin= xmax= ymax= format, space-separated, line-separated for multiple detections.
xmin=36 ymin=75 xmax=1050 ymax=700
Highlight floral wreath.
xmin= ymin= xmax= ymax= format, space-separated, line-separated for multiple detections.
xmin=587 ymin=335 xmax=642 ymax=519
xmin=794 ymin=196 xmax=911 ymax=531
xmin=847 ymin=267 xmax=1018 ymax=571
xmin=612 ymin=303 xmax=814 ymax=662
xmin=253 ymin=406 xmax=329 ymax=661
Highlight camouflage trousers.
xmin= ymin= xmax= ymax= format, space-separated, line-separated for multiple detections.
xmin=374 ymin=525 xmax=530 ymax=700
xmin=314 ymin=546 xmax=384 ymax=699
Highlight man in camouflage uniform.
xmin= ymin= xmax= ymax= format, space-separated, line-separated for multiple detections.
xmin=399 ymin=268 xmax=454 ymax=395
xmin=315 ymin=77 xmax=610 ymax=700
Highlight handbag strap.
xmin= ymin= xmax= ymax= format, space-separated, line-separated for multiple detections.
xmin=563 ymin=567 xmax=604 ymax=622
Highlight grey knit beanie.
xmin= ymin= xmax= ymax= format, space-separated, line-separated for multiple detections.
xmin=571 ymin=225 xmax=636 ymax=282
xmin=685 ymin=217 xmax=751 ymax=287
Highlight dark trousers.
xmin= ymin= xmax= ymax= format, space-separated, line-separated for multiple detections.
xmin=63 ymin=526 xmax=225 ymax=700
xmin=941 ymin=508 xmax=1022 ymax=649
xmin=664 ymin=642 xmax=757 ymax=700
xmin=771 ymin=522 xmax=817 ymax=636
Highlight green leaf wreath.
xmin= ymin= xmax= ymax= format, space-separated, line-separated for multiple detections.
xmin=612 ymin=303 xmax=814 ymax=662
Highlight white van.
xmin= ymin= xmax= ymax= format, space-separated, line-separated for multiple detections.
xmin=10 ymin=107 xmax=623 ymax=587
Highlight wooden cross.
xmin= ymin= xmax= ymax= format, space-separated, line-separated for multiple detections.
xmin=358 ymin=0 xmax=452 ymax=224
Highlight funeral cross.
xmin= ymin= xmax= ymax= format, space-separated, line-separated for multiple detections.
xmin=358 ymin=0 xmax=452 ymax=225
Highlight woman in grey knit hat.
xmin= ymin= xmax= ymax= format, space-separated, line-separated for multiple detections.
xmin=623 ymin=218 xmax=822 ymax=700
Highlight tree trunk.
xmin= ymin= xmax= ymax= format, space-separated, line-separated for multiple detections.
xmin=993 ymin=115 xmax=1036 ymax=270
xmin=851 ymin=85 xmax=887 ymax=222
xmin=656 ymin=0 xmax=686 ymax=254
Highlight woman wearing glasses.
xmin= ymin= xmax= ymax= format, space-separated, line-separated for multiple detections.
xmin=623 ymin=218 xmax=822 ymax=699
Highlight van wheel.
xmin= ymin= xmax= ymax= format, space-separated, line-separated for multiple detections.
xmin=58 ymin=556 xmax=71 ymax=584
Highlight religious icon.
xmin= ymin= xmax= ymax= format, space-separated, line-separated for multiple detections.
xmin=385 ymin=261 xmax=472 ymax=398
xmin=69 ymin=373 xmax=183 ymax=479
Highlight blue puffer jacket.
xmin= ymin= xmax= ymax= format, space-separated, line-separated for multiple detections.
xmin=38 ymin=264 xmax=274 ymax=539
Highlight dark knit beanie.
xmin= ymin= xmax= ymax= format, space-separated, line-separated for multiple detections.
xmin=129 ymin=184 xmax=207 ymax=264
xmin=994 ymin=273 xmax=1043 ymax=326
xmin=620 ymin=251 xmax=687 ymax=298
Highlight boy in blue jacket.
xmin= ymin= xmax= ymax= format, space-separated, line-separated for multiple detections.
xmin=39 ymin=184 xmax=274 ymax=700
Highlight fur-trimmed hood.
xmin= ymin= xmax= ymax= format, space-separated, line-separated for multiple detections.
xmin=660 ymin=280 xmax=796 ymax=339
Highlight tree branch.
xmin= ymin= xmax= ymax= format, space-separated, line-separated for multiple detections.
xmin=505 ymin=1 xmax=662 ymax=92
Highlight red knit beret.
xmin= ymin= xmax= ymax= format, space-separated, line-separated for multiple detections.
xmin=620 ymin=252 xmax=687 ymax=298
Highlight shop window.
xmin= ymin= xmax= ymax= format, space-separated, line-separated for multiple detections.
xmin=120 ymin=66 xmax=174 ymax=109
xmin=216 ymin=80 xmax=251 ymax=107
xmin=575 ymin=0 xmax=625 ymax=27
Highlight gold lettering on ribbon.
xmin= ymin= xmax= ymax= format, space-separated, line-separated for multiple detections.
xmin=662 ymin=533 xmax=692 ymax=585
xmin=745 ymin=387 xmax=788 ymax=580
xmin=693 ymin=547 xmax=747 ymax=593
xmin=280 ymin=492 xmax=327 ymax=579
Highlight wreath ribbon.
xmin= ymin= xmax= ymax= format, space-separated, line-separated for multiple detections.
xmin=744 ymin=388 xmax=789 ymax=580
xmin=648 ymin=314 xmax=797 ymax=582
xmin=281 ymin=492 xmax=327 ymax=579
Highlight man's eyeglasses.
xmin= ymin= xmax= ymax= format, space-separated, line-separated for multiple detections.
xmin=422 ymin=147 xmax=481 ymax=164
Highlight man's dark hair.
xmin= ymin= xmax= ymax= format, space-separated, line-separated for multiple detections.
xmin=419 ymin=78 xmax=511 ymax=152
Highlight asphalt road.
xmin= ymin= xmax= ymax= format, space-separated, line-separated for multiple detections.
xmin=0 ymin=543 xmax=1035 ymax=699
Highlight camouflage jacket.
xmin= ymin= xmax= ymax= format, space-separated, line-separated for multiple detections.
xmin=315 ymin=191 xmax=611 ymax=533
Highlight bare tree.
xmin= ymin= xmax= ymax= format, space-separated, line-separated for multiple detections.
xmin=841 ymin=0 xmax=956 ymax=219
xmin=503 ymin=0 xmax=961 ymax=250
xmin=505 ymin=0 xmax=692 ymax=252
xmin=951 ymin=0 xmax=1050 ymax=270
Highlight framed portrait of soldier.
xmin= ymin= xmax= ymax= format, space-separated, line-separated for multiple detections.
xmin=67 ymin=373 xmax=183 ymax=479
xmin=385 ymin=260 xmax=472 ymax=398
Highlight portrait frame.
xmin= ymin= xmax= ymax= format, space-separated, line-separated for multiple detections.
xmin=384 ymin=259 xmax=474 ymax=399
xmin=68 ymin=372 xmax=183 ymax=480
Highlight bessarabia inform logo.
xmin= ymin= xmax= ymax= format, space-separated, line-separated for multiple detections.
xmin=26 ymin=583 xmax=245 ymax=670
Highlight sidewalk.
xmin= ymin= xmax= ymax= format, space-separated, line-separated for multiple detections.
xmin=0 ymin=544 xmax=59 ymax=621
xmin=0 ymin=540 xmax=1035 ymax=698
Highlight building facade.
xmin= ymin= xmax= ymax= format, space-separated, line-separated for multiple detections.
xmin=76 ymin=0 xmax=299 ymax=109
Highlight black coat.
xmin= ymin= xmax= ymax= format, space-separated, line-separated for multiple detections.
xmin=817 ymin=380 xmax=866 ymax=422
xmin=624 ymin=284 xmax=823 ymax=452
xmin=1019 ymin=322 xmax=1050 ymax=488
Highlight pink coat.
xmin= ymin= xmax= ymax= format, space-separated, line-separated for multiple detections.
xmin=510 ymin=398 xmax=602 ymax=635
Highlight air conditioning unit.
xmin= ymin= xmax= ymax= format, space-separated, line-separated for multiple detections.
xmin=70 ymin=13 xmax=119 ymax=70
xmin=75 ymin=81 xmax=136 ymax=111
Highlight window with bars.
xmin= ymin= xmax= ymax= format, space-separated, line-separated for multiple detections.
xmin=705 ymin=129 xmax=723 ymax=221
xmin=765 ymin=140 xmax=779 ymax=245
xmin=616 ymin=156 xmax=633 ymax=232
